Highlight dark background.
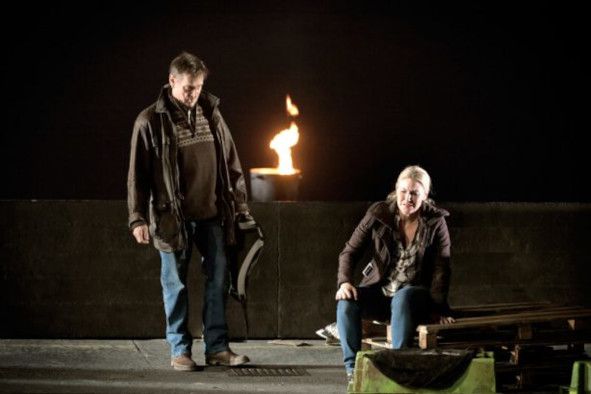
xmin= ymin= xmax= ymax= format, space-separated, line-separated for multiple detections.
xmin=2 ymin=1 xmax=588 ymax=202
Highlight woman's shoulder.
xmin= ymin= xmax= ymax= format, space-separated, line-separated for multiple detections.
xmin=367 ymin=200 xmax=393 ymax=216
xmin=364 ymin=200 xmax=397 ymax=228
xmin=421 ymin=202 xmax=450 ymax=225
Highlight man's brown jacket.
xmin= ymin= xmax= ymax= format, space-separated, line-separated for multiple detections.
xmin=127 ymin=86 xmax=248 ymax=252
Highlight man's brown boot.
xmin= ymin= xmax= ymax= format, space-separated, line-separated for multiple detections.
xmin=171 ymin=354 xmax=197 ymax=371
xmin=205 ymin=349 xmax=250 ymax=366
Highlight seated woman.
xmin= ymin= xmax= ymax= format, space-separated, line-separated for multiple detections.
xmin=335 ymin=165 xmax=454 ymax=379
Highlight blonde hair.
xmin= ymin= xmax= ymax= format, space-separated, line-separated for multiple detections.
xmin=387 ymin=165 xmax=433 ymax=203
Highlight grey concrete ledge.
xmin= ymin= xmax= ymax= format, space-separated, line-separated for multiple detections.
xmin=1 ymin=200 xmax=590 ymax=339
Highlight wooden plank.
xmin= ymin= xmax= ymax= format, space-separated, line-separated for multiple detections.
xmin=418 ymin=308 xmax=591 ymax=333
xmin=435 ymin=337 xmax=591 ymax=349
xmin=417 ymin=326 xmax=439 ymax=349
xmin=362 ymin=337 xmax=390 ymax=349
xmin=361 ymin=319 xmax=387 ymax=338
xmin=453 ymin=301 xmax=554 ymax=312
xmin=454 ymin=305 xmax=582 ymax=319
xmin=376 ymin=326 xmax=591 ymax=350
xmin=455 ymin=306 xmax=589 ymax=323
xmin=568 ymin=318 xmax=591 ymax=330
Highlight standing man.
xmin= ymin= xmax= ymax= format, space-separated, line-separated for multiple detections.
xmin=127 ymin=51 xmax=254 ymax=371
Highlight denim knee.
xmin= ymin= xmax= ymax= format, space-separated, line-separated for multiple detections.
xmin=390 ymin=286 xmax=431 ymax=320
xmin=390 ymin=286 xmax=409 ymax=309
xmin=337 ymin=299 xmax=359 ymax=318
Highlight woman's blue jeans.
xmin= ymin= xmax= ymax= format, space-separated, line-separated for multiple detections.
xmin=336 ymin=285 xmax=431 ymax=373
xmin=159 ymin=217 xmax=230 ymax=357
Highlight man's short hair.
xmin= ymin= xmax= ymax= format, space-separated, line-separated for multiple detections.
xmin=169 ymin=52 xmax=209 ymax=78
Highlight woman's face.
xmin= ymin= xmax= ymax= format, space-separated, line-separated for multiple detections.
xmin=396 ymin=178 xmax=427 ymax=218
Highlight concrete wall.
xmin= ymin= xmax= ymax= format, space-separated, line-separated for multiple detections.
xmin=1 ymin=201 xmax=589 ymax=339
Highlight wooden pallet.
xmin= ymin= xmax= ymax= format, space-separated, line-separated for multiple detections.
xmin=362 ymin=303 xmax=591 ymax=352
xmin=362 ymin=302 xmax=588 ymax=349
xmin=362 ymin=302 xmax=591 ymax=391
xmin=417 ymin=305 xmax=591 ymax=349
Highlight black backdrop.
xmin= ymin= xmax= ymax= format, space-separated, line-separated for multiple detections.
xmin=2 ymin=2 xmax=588 ymax=202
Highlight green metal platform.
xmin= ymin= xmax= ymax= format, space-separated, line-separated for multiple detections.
xmin=560 ymin=360 xmax=591 ymax=394
xmin=348 ymin=351 xmax=496 ymax=394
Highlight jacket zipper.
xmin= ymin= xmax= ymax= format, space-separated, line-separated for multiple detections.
xmin=160 ymin=112 xmax=187 ymax=250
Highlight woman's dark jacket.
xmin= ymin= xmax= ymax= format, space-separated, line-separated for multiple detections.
xmin=127 ymin=86 xmax=248 ymax=252
xmin=337 ymin=201 xmax=451 ymax=313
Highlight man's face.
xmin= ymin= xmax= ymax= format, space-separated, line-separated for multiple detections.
xmin=396 ymin=178 xmax=427 ymax=218
xmin=169 ymin=72 xmax=204 ymax=108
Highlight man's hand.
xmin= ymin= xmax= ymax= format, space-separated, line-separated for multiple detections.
xmin=132 ymin=224 xmax=150 ymax=244
xmin=335 ymin=282 xmax=358 ymax=301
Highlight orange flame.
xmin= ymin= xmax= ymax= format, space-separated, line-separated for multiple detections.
xmin=270 ymin=122 xmax=299 ymax=174
xmin=268 ymin=95 xmax=300 ymax=175
xmin=286 ymin=95 xmax=299 ymax=116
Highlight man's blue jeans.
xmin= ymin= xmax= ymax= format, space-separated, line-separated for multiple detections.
xmin=336 ymin=285 xmax=431 ymax=373
xmin=159 ymin=217 xmax=229 ymax=357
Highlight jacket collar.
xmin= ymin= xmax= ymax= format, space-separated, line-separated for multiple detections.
xmin=372 ymin=200 xmax=449 ymax=229
xmin=155 ymin=84 xmax=220 ymax=114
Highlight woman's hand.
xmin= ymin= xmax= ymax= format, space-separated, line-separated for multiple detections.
xmin=335 ymin=282 xmax=358 ymax=301
xmin=431 ymin=312 xmax=455 ymax=325
xmin=439 ymin=315 xmax=455 ymax=324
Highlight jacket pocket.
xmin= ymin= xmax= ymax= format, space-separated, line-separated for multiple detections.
xmin=151 ymin=202 xmax=182 ymax=242
xmin=362 ymin=262 xmax=375 ymax=278
xmin=359 ymin=259 xmax=381 ymax=286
